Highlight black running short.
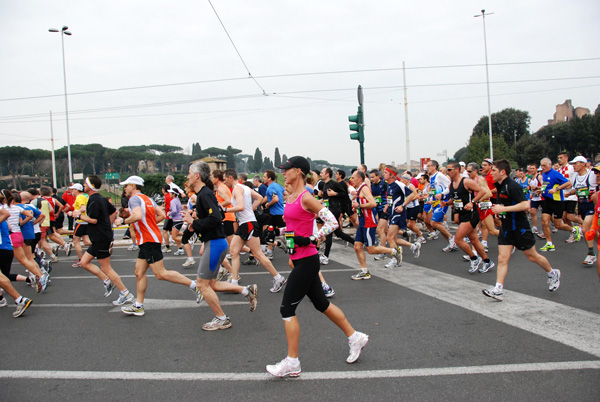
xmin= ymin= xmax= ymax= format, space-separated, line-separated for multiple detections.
xmin=235 ymin=222 xmax=260 ymax=241
xmin=564 ymin=200 xmax=577 ymax=215
xmin=86 ymin=240 xmax=113 ymax=260
xmin=498 ymin=228 xmax=536 ymax=251
xmin=137 ymin=242 xmax=164 ymax=264
xmin=74 ymin=223 xmax=88 ymax=237
xmin=223 ymin=220 xmax=235 ymax=237
xmin=542 ymin=199 xmax=565 ymax=219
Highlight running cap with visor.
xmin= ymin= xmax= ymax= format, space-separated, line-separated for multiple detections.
xmin=279 ymin=156 xmax=310 ymax=175
xmin=68 ymin=183 xmax=83 ymax=191
xmin=120 ymin=175 xmax=144 ymax=187
xmin=569 ymin=156 xmax=587 ymax=164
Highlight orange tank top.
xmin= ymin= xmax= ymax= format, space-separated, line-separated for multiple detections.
xmin=130 ymin=193 xmax=163 ymax=245
xmin=216 ymin=185 xmax=236 ymax=222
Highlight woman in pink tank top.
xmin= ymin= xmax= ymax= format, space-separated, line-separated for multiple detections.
xmin=266 ymin=156 xmax=369 ymax=378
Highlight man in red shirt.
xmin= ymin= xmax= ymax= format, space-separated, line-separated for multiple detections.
xmin=161 ymin=184 xmax=173 ymax=253
xmin=480 ymin=158 xmax=499 ymax=250
xmin=62 ymin=183 xmax=75 ymax=234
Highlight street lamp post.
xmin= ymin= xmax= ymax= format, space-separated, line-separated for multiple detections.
xmin=49 ymin=26 xmax=73 ymax=183
xmin=474 ymin=10 xmax=494 ymax=161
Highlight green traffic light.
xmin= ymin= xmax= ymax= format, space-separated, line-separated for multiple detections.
xmin=350 ymin=133 xmax=360 ymax=140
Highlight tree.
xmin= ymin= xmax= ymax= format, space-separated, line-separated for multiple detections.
xmin=472 ymin=108 xmax=531 ymax=150
xmin=263 ymin=157 xmax=274 ymax=170
xmin=0 ymin=146 xmax=29 ymax=189
xmin=453 ymin=146 xmax=469 ymax=163
xmin=274 ymin=148 xmax=281 ymax=168
xmin=192 ymin=142 xmax=202 ymax=156
xmin=466 ymin=134 xmax=512 ymax=164
xmin=28 ymin=149 xmax=52 ymax=186
xmin=282 ymin=154 xmax=288 ymax=164
xmin=246 ymin=156 xmax=254 ymax=173
xmin=253 ymin=148 xmax=263 ymax=173
xmin=514 ymin=135 xmax=550 ymax=168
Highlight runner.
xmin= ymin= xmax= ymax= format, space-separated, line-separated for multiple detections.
xmin=68 ymin=183 xmax=90 ymax=268
xmin=74 ymin=175 xmax=135 ymax=305
xmin=0 ymin=190 xmax=46 ymax=292
xmin=224 ymin=169 xmax=287 ymax=292
xmin=426 ymin=160 xmax=455 ymax=251
xmin=539 ymin=158 xmax=579 ymax=252
xmin=266 ymin=156 xmax=368 ymax=378
xmin=482 ymin=159 xmax=561 ymax=301
xmin=381 ymin=166 xmax=421 ymax=269
xmin=319 ymin=167 xmax=355 ymax=265
xmin=527 ymin=164 xmax=544 ymax=236
xmin=181 ymin=161 xmax=258 ymax=331
xmin=445 ymin=161 xmax=494 ymax=274
xmin=119 ymin=175 xmax=201 ymax=317
xmin=566 ymin=156 xmax=597 ymax=265
xmin=0 ymin=207 xmax=32 ymax=317
xmin=369 ymin=169 xmax=389 ymax=260
xmin=557 ymin=152 xmax=579 ymax=236
xmin=350 ymin=170 xmax=407 ymax=279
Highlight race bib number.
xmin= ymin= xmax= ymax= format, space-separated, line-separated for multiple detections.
xmin=387 ymin=196 xmax=393 ymax=205
xmin=576 ymin=188 xmax=590 ymax=200
xmin=478 ymin=201 xmax=492 ymax=210
xmin=323 ymin=199 xmax=329 ymax=207
xmin=285 ymin=231 xmax=295 ymax=254
xmin=374 ymin=196 xmax=382 ymax=205
xmin=541 ymin=181 xmax=549 ymax=193
xmin=453 ymin=200 xmax=464 ymax=210
xmin=429 ymin=189 xmax=437 ymax=196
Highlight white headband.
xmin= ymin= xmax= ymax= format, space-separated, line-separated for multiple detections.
xmin=86 ymin=177 xmax=99 ymax=192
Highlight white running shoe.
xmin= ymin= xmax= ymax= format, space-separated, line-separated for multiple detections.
xmin=270 ymin=276 xmax=287 ymax=293
xmin=479 ymin=260 xmax=495 ymax=273
xmin=482 ymin=286 xmax=504 ymax=301
xmin=174 ymin=248 xmax=185 ymax=256
xmin=583 ymin=254 xmax=597 ymax=265
xmin=319 ymin=255 xmax=329 ymax=265
xmin=384 ymin=258 xmax=398 ymax=268
xmin=112 ymin=292 xmax=135 ymax=306
xmin=410 ymin=242 xmax=421 ymax=258
xmin=468 ymin=256 xmax=482 ymax=274
xmin=266 ymin=358 xmax=301 ymax=378
xmin=548 ymin=269 xmax=561 ymax=292
xmin=347 ymin=332 xmax=369 ymax=363
xmin=182 ymin=258 xmax=196 ymax=267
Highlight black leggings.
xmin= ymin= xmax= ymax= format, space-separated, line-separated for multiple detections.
xmin=0 ymin=249 xmax=16 ymax=281
xmin=280 ymin=254 xmax=330 ymax=318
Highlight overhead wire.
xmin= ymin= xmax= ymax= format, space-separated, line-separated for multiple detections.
xmin=207 ymin=0 xmax=267 ymax=95
xmin=0 ymin=57 xmax=598 ymax=103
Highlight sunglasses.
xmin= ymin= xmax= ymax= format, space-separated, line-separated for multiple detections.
xmin=466 ymin=170 xmax=474 ymax=173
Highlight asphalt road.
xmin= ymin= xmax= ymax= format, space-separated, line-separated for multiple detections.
xmin=1 ymin=226 xmax=599 ymax=402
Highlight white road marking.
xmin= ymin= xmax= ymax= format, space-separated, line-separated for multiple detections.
xmin=1 ymin=360 xmax=598 ymax=381
xmin=50 ymin=268 xmax=354 ymax=280
xmin=329 ymin=248 xmax=600 ymax=358
xmin=30 ymin=299 xmax=248 ymax=311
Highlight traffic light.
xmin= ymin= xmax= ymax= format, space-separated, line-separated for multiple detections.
xmin=349 ymin=106 xmax=364 ymax=142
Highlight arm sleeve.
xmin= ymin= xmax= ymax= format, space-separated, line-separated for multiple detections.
xmin=317 ymin=207 xmax=339 ymax=238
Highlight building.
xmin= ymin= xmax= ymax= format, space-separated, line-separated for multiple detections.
xmin=190 ymin=156 xmax=227 ymax=172
xmin=548 ymin=99 xmax=590 ymax=125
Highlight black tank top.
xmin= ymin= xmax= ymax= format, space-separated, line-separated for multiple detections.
xmin=449 ymin=177 xmax=477 ymax=214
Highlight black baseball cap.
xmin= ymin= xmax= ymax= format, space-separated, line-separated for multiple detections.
xmin=279 ymin=156 xmax=310 ymax=175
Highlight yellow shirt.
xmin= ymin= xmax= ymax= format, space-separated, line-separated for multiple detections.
xmin=73 ymin=194 xmax=89 ymax=224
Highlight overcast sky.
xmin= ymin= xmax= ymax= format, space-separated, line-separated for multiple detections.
xmin=1 ymin=0 xmax=599 ymax=170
